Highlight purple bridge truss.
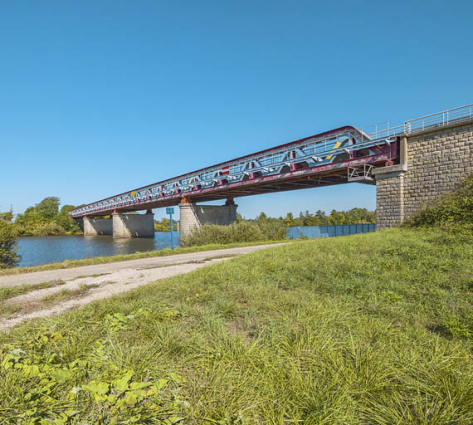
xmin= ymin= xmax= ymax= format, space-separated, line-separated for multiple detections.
xmin=71 ymin=103 xmax=473 ymax=219
xmin=71 ymin=125 xmax=399 ymax=218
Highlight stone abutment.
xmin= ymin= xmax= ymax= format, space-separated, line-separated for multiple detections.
xmin=375 ymin=122 xmax=473 ymax=229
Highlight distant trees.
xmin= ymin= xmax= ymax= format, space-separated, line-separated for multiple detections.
xmin=262 ymin=207 xmax=375 ymax=227
xmin=3 ymin=195 xmax=376 ymax=241
xmin=10 ymin=197 xmax=82 ymax=236
xmin=156 ymin=207 xmax=375 ymax=233
xmin=154 ymin=218 xmax=179 ymax=232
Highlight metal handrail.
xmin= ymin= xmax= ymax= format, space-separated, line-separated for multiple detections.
xmin=404 ymin=103 xmax=473 ymax=134
xmin=361 ymin=103 xmax=473 ymax=139
xmin=364 ymin=124 xmax=404 ymax=141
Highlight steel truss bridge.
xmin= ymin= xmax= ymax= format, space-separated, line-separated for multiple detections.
xmin=71 ymin=103 xmax=473 ymax=219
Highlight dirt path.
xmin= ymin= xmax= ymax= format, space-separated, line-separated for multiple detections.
xmin=0 ymin=244 xmax=284 ymax=331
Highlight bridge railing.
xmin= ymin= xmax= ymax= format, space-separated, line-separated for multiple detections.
xmin=404 ymin=103 xmax=473 ymax=135
xmin=362 ymin=122 xmax=404 ymax=142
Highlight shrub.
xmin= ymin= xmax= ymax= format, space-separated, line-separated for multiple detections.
xmin=405 ymin=174 xmax=473 ymax=228
xmin=31 ymin=223 xmax=67 ymax=237
xmin=0 ymin=220 xmax=21 ymax=268
xmin=253 ymin=218 xmax=288 ymax=240
xmin=182 ymin=220 xmax=287 ymax=247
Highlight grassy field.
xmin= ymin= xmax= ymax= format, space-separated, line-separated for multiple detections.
xmin=0 ymin=228 xmax=472 ymax=424
xmin=0 ymin=240 xmax=287 ymax=277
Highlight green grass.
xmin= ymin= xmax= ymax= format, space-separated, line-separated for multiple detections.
xmin=0 ymin=240 xmax=287 ymax=277
xmin=0 ymin=281 xmax=70 ymax=319
xmin=40 ymin=284 xmax=93 ymax=303
xmin=0 ymin=281 xmax=60 ymax=302
xmin=0 ymin=228 xmax=472 ymax=424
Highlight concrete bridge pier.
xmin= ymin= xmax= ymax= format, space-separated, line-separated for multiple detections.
xmin=83 ymin=216 xmax=113 ymax=236
xmin=179 ymin=198 xmax=238 ymax=244
xmin=112 ymin=211 xmax=155 ymax=238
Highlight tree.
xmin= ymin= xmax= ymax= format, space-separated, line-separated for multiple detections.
xmin=0 ymin=211 xmax=13 ymax=222
xmin=154 ymin=218 xmax=179 ymax=232
xmin=0 ymin=220 xmax=21 ymax=268
xmin=257 ymin=212 xmax=268 ymax=222
xmin=327 ymin=210 xmax=345 ymax=225
xmin=284 ymin=212 xmax=294 ymax=227
xmin=55 ymin=204 xmax=81 ymax=233
xmin=36 ymin=197 xmax=60 ymax=221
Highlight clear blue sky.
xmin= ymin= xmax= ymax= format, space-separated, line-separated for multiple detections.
xmin=1 ymin=0 xmax=472 ymax=220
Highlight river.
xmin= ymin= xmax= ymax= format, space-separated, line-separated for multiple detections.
xmin=17 ymin=232 xmax=179 ymax=267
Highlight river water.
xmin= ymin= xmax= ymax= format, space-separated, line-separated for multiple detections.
xmin=17 ymin=232 xmax=179 ymax=267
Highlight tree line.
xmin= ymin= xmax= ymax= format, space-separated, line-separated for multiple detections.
xmin=138 ymin=208 xmax=376 ymax=233
xmin=154 ymin=217 xmax=179 ymax=232
xmin=1 ymin=197 xmax=82 ymax=237
xmin=252 ymin=207 xmax=376 ymax=227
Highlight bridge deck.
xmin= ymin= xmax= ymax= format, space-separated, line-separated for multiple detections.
xmin=72 ymin=125 xmax=398 ymax=218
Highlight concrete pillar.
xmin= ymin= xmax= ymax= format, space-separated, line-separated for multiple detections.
xmin=83 ymin=217 xmax=113 ymax=236
xmin=373 ymin=164 xmax=407 ymax=230
xmin=400 ymin=136 xmax=408 ymax=165
xmin=179 ymin=200 xmax=238 ymax=243
xmin=112 ymin=212 xmax=155 ymax=238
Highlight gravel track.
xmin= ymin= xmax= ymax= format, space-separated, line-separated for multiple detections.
xmin=0 ymin=244 xmax=284 ymax=331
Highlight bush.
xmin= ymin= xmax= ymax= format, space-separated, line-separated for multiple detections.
xmin=405 ymin=174 xmax=473 ymax=228
xmin=182 ymin=220 xmax=287 ymax=247
xmin=31 ymin=223 xmax=67 ymax=237
xmin=0 ymin=220 xmax=21 ymax=268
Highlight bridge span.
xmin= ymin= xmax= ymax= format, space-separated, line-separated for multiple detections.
xmin=71 ymin=103 xmax=473 ymax=240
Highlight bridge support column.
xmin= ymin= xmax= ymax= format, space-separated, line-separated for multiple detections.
xmin=83 ymin=216 xmax=113 ymax=236
xmin=112 ymin=211 xmax=155 ymax=238
xmin=179 ymin=199 xmax=238 ymax=244
xmin=373 ymin=164 xmax=407 ymax=230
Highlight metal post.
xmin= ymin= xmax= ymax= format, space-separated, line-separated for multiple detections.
xmin=170 ymin=213 xmax=174 ymax=250
xmin=166 ymin=207 xmax=175 ymax=250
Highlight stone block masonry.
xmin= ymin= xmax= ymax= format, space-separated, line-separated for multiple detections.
xmin=179 ymin=202 xmax=238 ymax=243
xmin=375 ymin=122 xmax=473 ymax=229
xmin=403 ymin=122 xmax=473 ymax=219
xmin=83 ymin=217 xmax=113 ymax=236
xmin=112 ymin=213 xmax=155 ymax=238
xmin=373 ymin=166 xmax=406 ymax=229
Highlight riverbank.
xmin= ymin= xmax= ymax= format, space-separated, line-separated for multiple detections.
xmin=1 ymin=227 xmax=471 ymax=422
xmin=0 ymin=240 xmax=288 ymax=276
